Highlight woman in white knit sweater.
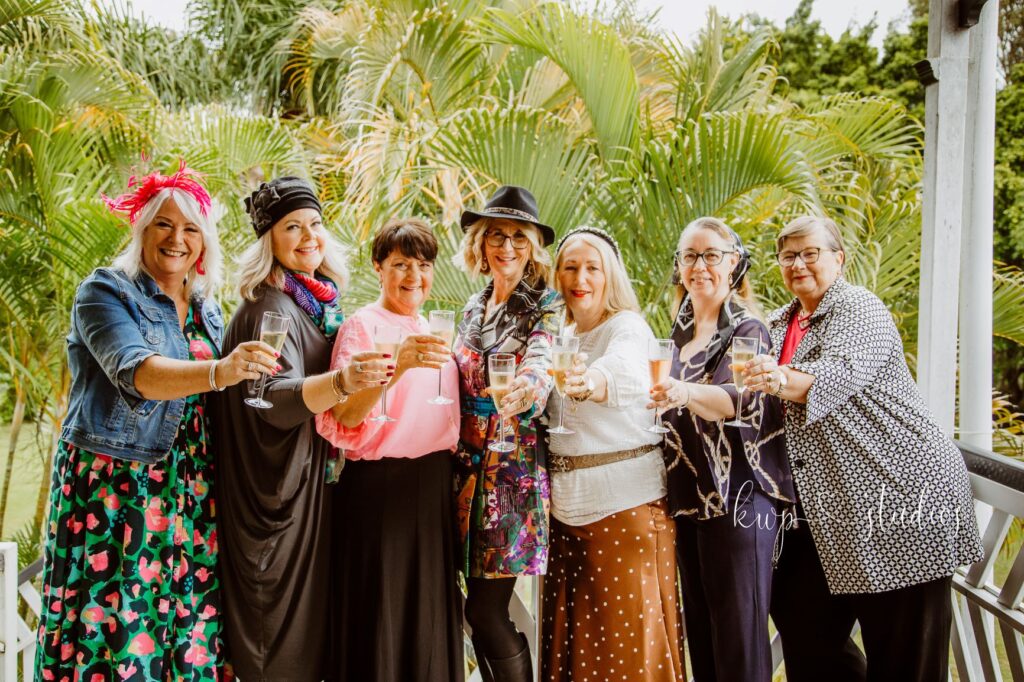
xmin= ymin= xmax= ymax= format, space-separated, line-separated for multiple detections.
xmin=538 ymin=227 xmax=685 ymax=682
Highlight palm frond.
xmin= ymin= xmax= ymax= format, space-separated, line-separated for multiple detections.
xmin=994 ymin=263 xmax=1024 ymax=346
xmin=480 ymin=3 xmax=638 ymax=161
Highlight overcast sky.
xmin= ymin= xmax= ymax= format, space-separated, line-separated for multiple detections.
xmin=114 ymin=0 xmax=914 ymax=47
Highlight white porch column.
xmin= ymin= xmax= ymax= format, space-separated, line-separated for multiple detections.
xmin=918 ymin=0 xmax=972 ymax=433
xmin=958 ymin=0 xmax=998 ymax=450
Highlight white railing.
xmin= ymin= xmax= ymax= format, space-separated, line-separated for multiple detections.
xmin=0 ymin=543 xmax=42 ymax=681
xmin=7 ymin=441 xmax=1018 ymax=681
xmin=951 ymin=442 xmax=1024 ymax=681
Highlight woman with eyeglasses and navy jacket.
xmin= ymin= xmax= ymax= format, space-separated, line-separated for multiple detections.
xmin=648 ymin=216 xmax=795 ymax=682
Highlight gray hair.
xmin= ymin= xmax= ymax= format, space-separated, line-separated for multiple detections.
xmin=776 ymin=215 xmax=846 ymax=255
xmin=236 ymin=224 xmax=350 ymax=302
xmin=111 ymin=188 xmax=222 ymax=300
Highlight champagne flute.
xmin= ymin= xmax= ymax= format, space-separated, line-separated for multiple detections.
xmin=647 ymin=338 xmax=673 ymax=434
xmin=487 ymin=353 xmax=517 ymax=453
xmin=725 ymin=336 xmax=761 ymax=427
xmin=548 ymin=334 xmax=580 ymax=435
xmin=427 ymin=310 xmax=456 ymax=406
xmin=371 ymin=324 xmax=402 ymax=423
xmin=245 ymin=311 xmax=291 ymax=409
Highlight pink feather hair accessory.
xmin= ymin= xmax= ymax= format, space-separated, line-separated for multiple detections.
xmin=102 ymin=159 xmax=212 ymax=225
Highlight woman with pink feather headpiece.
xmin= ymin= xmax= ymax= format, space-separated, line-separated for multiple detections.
xmin=34 ymin=160 xmax=278 ymax=681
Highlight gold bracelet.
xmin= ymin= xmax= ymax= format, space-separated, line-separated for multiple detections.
xmin=331 ymin=369 xmax=351 ymax=401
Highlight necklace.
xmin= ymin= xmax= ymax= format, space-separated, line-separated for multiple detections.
xmin=797 ymin=308 xmax=813 ymax=330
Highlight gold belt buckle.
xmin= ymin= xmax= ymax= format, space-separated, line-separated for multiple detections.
xmin=548 ymin=456 xmax=573 ymax=473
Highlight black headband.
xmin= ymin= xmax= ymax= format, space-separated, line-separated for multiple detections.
xmin=245 ymin=176 xmax=322 ymax=238
xmin=556 ymin=226 xmax=622 ymax=260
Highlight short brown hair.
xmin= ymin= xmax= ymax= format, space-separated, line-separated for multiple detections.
xmin=775 ymin=216 xmax=846 ymax=255
xmin=371 ymin=217 xmax=438 ymax=264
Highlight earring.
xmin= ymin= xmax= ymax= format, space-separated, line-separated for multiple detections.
xmin=196 ymin=254 xmax=206 ymax=276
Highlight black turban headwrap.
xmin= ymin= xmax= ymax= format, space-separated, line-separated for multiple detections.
xmin=245 ymin=176 xmax=322 ymax=238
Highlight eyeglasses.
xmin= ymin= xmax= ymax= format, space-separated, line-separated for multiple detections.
xmin=484 ymin=231 xmax=530 ymax=250
xmin=676 ymin=248 xmax=734 ymax=267
xmin=774 ymin=247 xmax=837 ymax=267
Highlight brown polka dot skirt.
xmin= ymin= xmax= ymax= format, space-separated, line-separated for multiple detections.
xmin=541 ymin=498 xmax=686 ymax=681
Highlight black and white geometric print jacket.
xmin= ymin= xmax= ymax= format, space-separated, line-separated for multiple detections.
xmin=769 ymin=277 xmax=984 ymax=594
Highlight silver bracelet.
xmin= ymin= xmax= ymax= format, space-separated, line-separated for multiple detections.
xmin=209 ymin=360 xmax=225 ymax=392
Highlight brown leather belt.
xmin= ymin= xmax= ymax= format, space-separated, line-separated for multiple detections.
xmin=548 ymin=443 xmax=659 ymax=473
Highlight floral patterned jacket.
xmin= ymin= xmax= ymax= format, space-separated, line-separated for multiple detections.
xmin=453 ymin=277 xmax=563 ymax=578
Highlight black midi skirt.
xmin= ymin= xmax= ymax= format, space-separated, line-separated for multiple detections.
xmin=331 ymin=449 xmax=465 ymax=682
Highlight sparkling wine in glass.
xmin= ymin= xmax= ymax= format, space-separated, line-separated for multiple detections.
xmin=725 ymin=336 xmax=760 ymax=427
xmin=427 ymin=310 xmax=456 ymax=406
xmin=371 ymin=324 xmax=402 ymax=423
xmin=488 ymin=353 xmax=517 ymax=453
xmin=548 ymin=334 xmax=579 ymax=435
xmin=647 ymin=338 xmax=673 ymax=434
xmin=245 ymin=312 xmax=291 ymax=409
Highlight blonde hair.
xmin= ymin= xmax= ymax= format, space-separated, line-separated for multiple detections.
xmin=776 ymin=215 xmax=846 ymax=255
xmin=671 ymin=216 xmax=764 ymax=322
xmin=555 ymin=232 xmax=639 ymax=325
xmin=453 ymin=217 xmax=552 ymax=286
xmin=236 ymin=221 xmax=350 ymax=301
xmin=111 ymin=188 xmax=222 ymax=300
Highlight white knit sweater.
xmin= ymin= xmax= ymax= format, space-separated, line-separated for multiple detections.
xmin=546 ymin=310 xmax=667 ymax=526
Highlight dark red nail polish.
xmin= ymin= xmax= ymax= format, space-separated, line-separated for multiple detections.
xmin=275 ymin=352 xmax=280 ymax=357
xmin=386 ymin=372 xmax=394 ymax=377
xmin=384 ymin=354 xmax=392 ymax=359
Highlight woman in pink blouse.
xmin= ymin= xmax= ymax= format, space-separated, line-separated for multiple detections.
xmin=316 ymin=218 xmax=463 ymax=682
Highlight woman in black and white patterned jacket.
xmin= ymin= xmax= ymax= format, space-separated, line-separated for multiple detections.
xmin=743 ymin=215 xmax=984 ymax=682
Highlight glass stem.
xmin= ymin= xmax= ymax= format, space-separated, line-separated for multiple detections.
xmin=255 ymin=372 xmax=268 ymax=402
xmin=438 ymin=368 xmax=443 ymax=398
xmin=734 ymin=389 xmax=743 ymax=423
xmin=497 ymin=413 xmax=505 ymax=448
xmin=558 ymin=393 xmax=566 ymax=431
xmin=381 ymin=385 xmax=388 ymax=418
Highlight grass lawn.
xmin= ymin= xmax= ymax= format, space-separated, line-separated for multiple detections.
xmin=0 ymin=422 xmax=48 ymax=542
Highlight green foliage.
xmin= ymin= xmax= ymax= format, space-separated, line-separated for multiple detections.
xmin=1000 ymin=0 xmax=1024 ymax=80
xmin=2 ymin=0 xmax=1024 ymax=550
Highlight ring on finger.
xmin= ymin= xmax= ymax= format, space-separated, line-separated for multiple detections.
xmin=356 ymin=363 xmax=364 ymax=373
xmin=247 ymin=361 xmax=255 ymax=372
xmin=417 ymin=352 xmax=425 ymax=362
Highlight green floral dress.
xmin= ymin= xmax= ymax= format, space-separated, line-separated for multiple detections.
xmin=36 ymin=306 xmax=229 ymax=682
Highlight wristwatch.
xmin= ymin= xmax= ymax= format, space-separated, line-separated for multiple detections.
xmin=772 ymin=367 xmax=788 ymax=397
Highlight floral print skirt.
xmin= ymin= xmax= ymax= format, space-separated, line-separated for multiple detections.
xmin=455 ymin=410 xmax=550 ymax=578
xmin=35 ymin=382 xmax=226 ymax=682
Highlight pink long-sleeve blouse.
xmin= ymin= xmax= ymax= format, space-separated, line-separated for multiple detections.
xmin=315 ymin=302 xmax=459 ymax=460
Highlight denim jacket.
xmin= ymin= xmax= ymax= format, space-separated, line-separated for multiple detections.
xmin=60 ymin=267 xmax=224 ymax=464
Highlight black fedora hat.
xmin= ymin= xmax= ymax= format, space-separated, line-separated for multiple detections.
xmin=460 ymin=185 xmax=556 ymax=246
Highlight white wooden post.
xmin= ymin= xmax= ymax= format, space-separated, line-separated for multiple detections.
xmin=959 ymin=0 xmax=998 ymax=451
xmin=918 ymin=0 xmax=972 ymax=433
xmin=0 ymin=543 xmax=19 ymax=681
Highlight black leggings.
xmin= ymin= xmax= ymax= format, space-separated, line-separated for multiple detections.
xmin=465 ymin=576 xmax=523 ymax=659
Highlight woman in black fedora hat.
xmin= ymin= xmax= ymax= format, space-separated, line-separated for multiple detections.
xmin=451 ymin=185 xmax=562 ymax=682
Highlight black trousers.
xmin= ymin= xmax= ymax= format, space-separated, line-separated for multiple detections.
xmin=676 ymin=490 xmax=778 ymax=682
xmin=770 ymin=520 xmax=954 ymax=682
